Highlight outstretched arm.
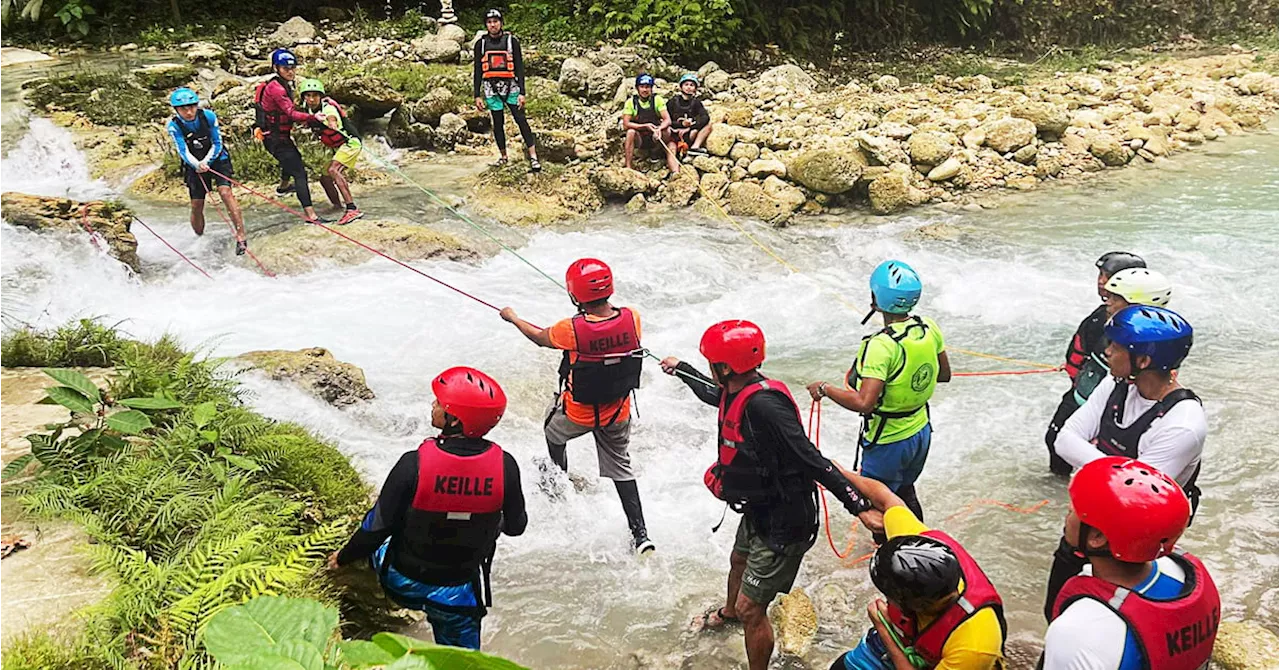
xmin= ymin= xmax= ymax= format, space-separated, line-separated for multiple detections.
xmin=499 ymin=307 xmax=554 ymax=348
xmin=660 ymin=357 xmax=720 ymax=406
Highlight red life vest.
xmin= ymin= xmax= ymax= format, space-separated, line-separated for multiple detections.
xmin=308 ymin=96 xmax=356 ymax=149
xmin=704 ymin=379 xmax=799 ymax=505
xmin=558 ymin=308 xmax=643 ymax=417
xmin=885 ymin=529 xmax=1007 ymax=666
xmin=253 ymin=77 xmax=294 ymax=137
xmin=480 ymin=33 xmax=516 ymax=79
xmin=411 ymin=438 xmax=505 ymax=515
xmin=1051 ymin=551 xmax=1220 ymax=670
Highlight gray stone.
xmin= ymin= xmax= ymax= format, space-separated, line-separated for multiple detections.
xmin=789 ymin=148 xmax=865 ymax=194
xmin=559 ymin=57 xmax=592 ymax=97
xmin=872 ymin=74 xmax=900 ymax=92
xmin=267 ymin=16 xmax=317 ymax=46
xmin=758 ymin=64 xmax=817 ymax=94
xmin=412 ymin=37 xmax=460 ymax=63
xmin=437 ymin=23 xmax=468 ymax=44
xmin=587 ymin=62 xmax=625 ymax=102
xmin=984 ymin=117 xmax=1037 ymax=153
xmin=436 ymin=113 xmax=467 ymax=143
xmin=926 ymin=157 xmax=963 ymax=182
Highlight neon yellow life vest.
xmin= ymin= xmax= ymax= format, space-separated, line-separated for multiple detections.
xmin=846 ymin=315 xmax=941 ymax=446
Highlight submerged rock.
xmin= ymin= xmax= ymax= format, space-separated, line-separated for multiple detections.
xmin=770 ymin=588 xmax=817 ymax=657
xmin=0 ymin=193 xmax=140 ymax=273
xmin=1213 ymin=620 xmax=1279 ymax=670
xmin=237 ymin=347 xmax=374 ymax=407
xmin=249 ymin=219 xmax=476 ymax=274
xmin=590 ymin=166 xmax=657 ymax=199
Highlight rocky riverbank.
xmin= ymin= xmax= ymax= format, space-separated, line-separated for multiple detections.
xmin=9 ymin=15 xmax=1279 ymax=225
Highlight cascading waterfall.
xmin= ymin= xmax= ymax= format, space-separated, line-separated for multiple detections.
xmin=2 ymin=107 xmax=1276 ymax=668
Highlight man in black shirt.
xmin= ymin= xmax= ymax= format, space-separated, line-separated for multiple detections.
xmin=667 ymin=73 xmax=713 ymax=157
xmin=661 ymin=320 xmax=873 ymax=670
xmin=328 ymin=366 xmax=526 ymax=650
xmin=1043 ymin=251 xmax=1145 ymax=475
xmin=472 ymin=9 xmax=540 ymax=171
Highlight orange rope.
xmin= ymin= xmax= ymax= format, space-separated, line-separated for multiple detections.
xmin=952 ymin=365 xmax=1065 ymax=378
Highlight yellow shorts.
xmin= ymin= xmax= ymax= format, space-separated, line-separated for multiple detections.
xmin=332 ymin=139 xmax=361 ymax=169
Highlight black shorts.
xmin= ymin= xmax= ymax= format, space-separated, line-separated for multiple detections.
xmin=184 ymin=157 xmax=233 ymax=200
xmin=672 ymin=126 xmax=702 ymax=142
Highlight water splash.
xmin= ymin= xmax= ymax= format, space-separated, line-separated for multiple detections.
xmin=0 ymin=115 xmax=115 ymax=200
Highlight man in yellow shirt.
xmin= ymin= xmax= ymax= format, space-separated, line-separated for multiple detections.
xmin=832 ymin=470 xmax=1006 ymax=670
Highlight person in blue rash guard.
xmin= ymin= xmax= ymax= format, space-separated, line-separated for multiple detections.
xmin=328 ymin=367 xmax=527 ymax=650
xmin=165 ymin=87 xmax=248 ymax=255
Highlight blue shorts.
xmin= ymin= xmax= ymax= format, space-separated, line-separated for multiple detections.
xmin=859 ymin=423 xmax=931 ymax=491
xmin=371 ymin=541 xmax=482 ymax=649
xmin=834 ymin=629 xmax=892 ymax=670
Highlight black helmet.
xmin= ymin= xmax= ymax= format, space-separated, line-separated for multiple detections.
xmin=869 ymin=536 xmax=961 ymax=612
xmin=485 ymin=8 xmax=503 ymax=20
xmin=1096 ymin=251 xmax=1146 ymax=276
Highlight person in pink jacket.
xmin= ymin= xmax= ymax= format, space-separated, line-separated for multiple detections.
xmin=254 ymin=48 xmax=331 ymax=223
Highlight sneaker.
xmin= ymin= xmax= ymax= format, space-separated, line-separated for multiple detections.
xmin=337 ymin=208 xmax=364 ymax=225
xmin=634 ymin=533 xmax=656 ymax=555
xmin=529 ymin=158 xmax=542 ymax=173
xmin=235 ymin=240 xmax=247 ymax=256
xmin=687 ymin=147 xmax=709 ymax=156
xmin=275 ymin=183 xmax=296 ymax=195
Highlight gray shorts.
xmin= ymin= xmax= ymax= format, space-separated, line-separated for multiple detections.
xmin=544 ymin=405 xmax=634 ymax=481
xmin=732 ymin=516 xmax=811 ymax=605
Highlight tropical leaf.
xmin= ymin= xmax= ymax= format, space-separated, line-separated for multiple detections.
xmin=119 ymin=397 xmax=185 ymax=410
xmin=46 ymin=385 xmax=96 ymax=414
xmin=2 ymin=453 xmax=36 ymax=479
xmin=202 ymin=596 xmax=338 ymax=664
xmin=44 ymin=368 xmax=102 ymax=402
xmin=193 ymin=401 xmax=217 ymax=429
xmin=224 ymin=455 xmax=260 ymax=472
xmin=339 ymin=640 xmax=396 ymax=667
xmin=106 ymin=409 xmax=152 ymax=435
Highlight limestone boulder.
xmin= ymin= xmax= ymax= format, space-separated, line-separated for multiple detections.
xmin=329 ymin=75 xmax=404 ymax=116
xmin=436 ymin=113 xmax=467 ymax=143
xmin=705 ymin=124 xmax=738 ymax=157
xmin=727 ymin=181 xmax=800 ymax=225
xmin=1213 ymin=620 xmax=1280 ymax=670
xmin=762 ymin=176 xmax=805 ymax=211
xmin=868 ymin=171 xmax=919 ymax=215
xmin=590 ymin=167 xmax=657 ymax=199
xmin=703 ymin=69 xmax=731 ymax=93
xmin=237 ymin=347 xmax=373 ymax=407
xmin=184 ymin=42 xmax=228 ymax=68
xmin=131 ymin=63 xmax=197 ymax=90
xmin=855 ymin=132 xmax=910 ymax=166
xmin=1234 ymin=72 xmax=1277 ymax=96
xmin=758 ymin=64 xmax=817 ymax=94
xmin=535 ymin=130 xmax=578 ymax=163
xmin=659 ymin=169 xmax=700 ymax=207
xmin=436 ymin=23 xmax=468 ymax=44
xmin=729 ymin=142 xmax=760 ymax=162
xmin=700 ymin=171 xmax=729 ymax=200
xmin=250 ymin=219 xmax=475 ymax=275
xmin=748 ymin=158 xmax=787 ymax=178
xmin=908 ymin=131 xmax=954 ymax=166
xmin=872 ymin=74 xmax=900 ymax=92
xmin=411 ymin=36 xmax=461 ymax=63
xmin=926 ymin=156 xmax=963 ymax=182
xmin=0 ymin=193 xmax=139 ymax=274
xmin=558 ymin=57 xmax=592 ymax=97
xmin=789 ymin=149 xmax=864 ymax=194
xmin=267 ymin=16 xmax=318 ymax=45
xmin=587 ymin=62 xmax=625 ymax=102
xmin=770 ymin=589 xmax=817 ymax=657
xmin=984 ymin=117 xmax=1037 ymax=153
xmin=1089 ymin=134 xmax=1132 ymax=166
xmin=1012 ymin=101 xmax=1070 ymax=136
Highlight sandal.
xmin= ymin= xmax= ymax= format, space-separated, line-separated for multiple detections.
xmin=528 ymin=158 xmax=542 ymax=173
xmin=691 ymin=606 xmax=740 ymax=632
xmin=492 ymin=156 xmax=509 ymax=168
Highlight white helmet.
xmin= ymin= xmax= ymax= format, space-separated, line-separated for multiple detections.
xmin=1104 ymin=268 xmax=1173 ymax=307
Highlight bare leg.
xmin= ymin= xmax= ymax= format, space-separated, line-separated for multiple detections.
xmin=663 ymin=131 xmax=681 ymax=173
xmin=693 ymin=123 xmax=714 ymax=149
xmin=304 ymin=206 xmax=319 ymax=221
xmin=217 ymin=186 xmax=246 ymax=240
xmin=736 ymin=594 xmax=773 ymax=670
xmin=328 ymin=162 xmax=354 ymax=205
xmin=624 ymin=129 xmax=637 ymax=170
xmin=319 ymin=175 xmax=341 ymax=208
xmin=189 ymin=199 xmax=206 ymax=236
xmin=725 ymin=550 xmax=746 ymax=618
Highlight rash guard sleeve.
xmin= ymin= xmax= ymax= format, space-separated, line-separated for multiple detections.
xmin=335 ymin=450 xmax=418 ymax=565
xmin=745 ymin=392 xmax=867 ymax=514
xmin=472 ymin=40 xmax=485 ymax=97
xmin=167 ymin=118 xmax=201 ymax=169
xmin=1054 ymin=376 xmax=1111 ymax=469
xmin=675 ymin=361 xmax=720 ymax=406
xmin=500 ymin=452 xmax=527 ymax=536
xmin=511 ymin=35 xmax=526 ymax=94
xmin=204 ymin=110 xmax=224 ymax=163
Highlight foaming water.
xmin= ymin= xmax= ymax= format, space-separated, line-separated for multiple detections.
xmin=2 ymin=114 xmax=1276 ymax=666
xmin=1 ymin=115 xmax=114 ymax=200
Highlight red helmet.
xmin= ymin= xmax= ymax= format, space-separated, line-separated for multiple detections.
xmin=431 ymin=366 xmax=507 ymax=438
xmin=565 ymin=258 xmax=614 ymax=304
xmin=1069 ymin=457 xmax=1191 ymax=562
xmin=700 ymin=320 xmax=766 ymax=374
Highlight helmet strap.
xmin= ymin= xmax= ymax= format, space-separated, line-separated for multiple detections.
xmin=1070 ymin=522 xmax=1114 ymax=559
xmin=860 ymin=308 xmax=876 ymax=325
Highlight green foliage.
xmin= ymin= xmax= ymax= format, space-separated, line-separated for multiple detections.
xmin=524 ymin=90 xmax=575 ymax=124
xmin=160 ymin=134 xmax=334 ymax=187
xmin=22 ymin=66 xmax=166 ymax=125
xmin=52 ymin=0 xmax=93 ymax=37
xmin=201 ymin=596 xmax=529 ymax=670
xmin=348 ymin=7 xmax=436 ymax=40
xmin=3 ymin=0 xmax=95 ymax=38
xmin=2 ymin=322 xmax=370 ymax=669
xmin=590 ymin=0 xmax=740 ymax=56
xmin=1 ymin=318 xmax=129 ymax=368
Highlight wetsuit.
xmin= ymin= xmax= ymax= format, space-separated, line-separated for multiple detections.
xmin=472 ymin=32 xmax=536 ymax=155
xmin=336 ymin=435 xmax=527 ymax=649
xmin=1045 ymin=304 xmax=1109 ymax=475
xmin=256 ymin=76 xmax=320 ymax=209
xmin=166 ymin=109 xmax=233 ymax=200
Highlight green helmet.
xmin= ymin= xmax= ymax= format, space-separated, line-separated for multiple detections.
xmin=298 ymin=78 xmax=325 ymax=95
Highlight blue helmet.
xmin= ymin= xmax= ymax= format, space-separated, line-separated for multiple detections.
xmin=271 ymin=48 xmax=297 ymax=68
xmin=169 ymin=87 xmax=200 ymax=107
xmin=679 ymin=73 xmax=700 ymax=86
xmin=1105 ymin=305 xmax=1193 ymax=371
xmin=869 ymin=260 xmax=922 ymax=315
xmin=636 ymin=73 xmax=655 ymax=87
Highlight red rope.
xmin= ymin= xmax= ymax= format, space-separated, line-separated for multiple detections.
xmin=200 ymin=175 xmax=276 ymax=277
xmin=130 ymin=215 xmax=212 ymax=280
xmin=79 ymin=204 xmax=105 ymax=252
xmin=207 ymin=167 xmax=509 ymax=315
xmin=952 ymin=366 xmax=1065 ymax=378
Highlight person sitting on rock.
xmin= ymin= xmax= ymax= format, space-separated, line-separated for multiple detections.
xmin=165 ymin=87 xmax=248 ymax=255
xmin=623 ymin=74 xmax=679 ymax=174
xmin=298 ymin=78 xmax=364 ymax=225
xmin=328 ymin=366 xmax=527 ymax=651
xmin=667 ymin=73 xmax=712 ymax=158
xmin=829 ymin=469 xmax=1006 ymax=670
xmin=472 ymin=8 xmax=541 ymax=173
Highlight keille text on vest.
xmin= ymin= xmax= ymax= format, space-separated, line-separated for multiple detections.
xmin=1166 ymin=607 xmax=1219 ymax=657
xmin=435 ymin=475 xmax=496 ymax=496
xmin=588 ymin=332 xmax=633 ymax=354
